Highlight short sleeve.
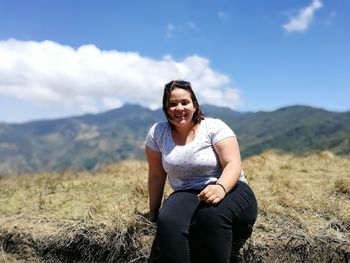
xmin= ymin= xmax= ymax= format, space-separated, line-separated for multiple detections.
xmin=145 ymin=123 xmax=161 ymax=152
xmin=209 ymin=119 xmax=236 ymax=144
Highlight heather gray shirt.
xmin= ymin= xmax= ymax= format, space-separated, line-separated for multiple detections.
xmin=145 ymin=118 xmax=247 ymax=191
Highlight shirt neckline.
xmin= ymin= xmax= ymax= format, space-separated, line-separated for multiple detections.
xmin=167 ymin=119 xmax=205 ymax=147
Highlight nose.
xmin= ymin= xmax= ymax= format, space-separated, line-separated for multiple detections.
xmin=175 ymin=103 xmax=184 ymax=110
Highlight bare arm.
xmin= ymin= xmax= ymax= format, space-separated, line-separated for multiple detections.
xmin=145 ymin=145 xmax=167 ymax=219
xmin=197 ymin=136 xmax=242 ymax=205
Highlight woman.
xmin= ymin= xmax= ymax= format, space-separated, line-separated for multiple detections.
xmin=145 ymin=80 xmax=258 ymax=263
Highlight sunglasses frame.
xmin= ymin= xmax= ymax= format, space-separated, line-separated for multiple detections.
xmin=166 ymin=80 xmax=191 ymax=90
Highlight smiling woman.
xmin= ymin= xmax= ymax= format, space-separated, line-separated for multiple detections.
xmin=162 ymin=80 xmax=205 ymax=130
xmin=144 ymin=80 xmax=258 ymax=263
xmin=163 ymin=81 xmax=204 ymax=145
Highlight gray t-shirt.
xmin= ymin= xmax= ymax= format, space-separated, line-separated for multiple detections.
xmin=145 ymin=117 xmax=247 ymax=191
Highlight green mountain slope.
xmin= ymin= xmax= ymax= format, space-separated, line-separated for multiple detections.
xmin=0 ymin=104 xmax=349 ymax=174
xmin=204 ymin=105 xmax=350 ymax=157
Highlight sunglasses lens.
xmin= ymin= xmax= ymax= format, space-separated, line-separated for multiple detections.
xmin=175 ymin=80 xmax=190 ymax=86
xmin=165 ymin=80 xmax=191 ymax=91
xmin=165 ymin=81 xmax=173 ymax=89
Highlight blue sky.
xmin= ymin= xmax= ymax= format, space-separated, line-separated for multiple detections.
xmin=0 ymin=0 xmax=349 ymax=123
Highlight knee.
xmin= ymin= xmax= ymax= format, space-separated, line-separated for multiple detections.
xmin=157 ymin=210 xmax=175 ymax=231
xmin=157 ymin=208 xmax=188 ymax=237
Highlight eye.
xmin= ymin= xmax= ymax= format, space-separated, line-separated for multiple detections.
xmin=169 ymin=101 xmax=178 ymax=107
xmin=181 ymin=100 xmax=190 ymax=106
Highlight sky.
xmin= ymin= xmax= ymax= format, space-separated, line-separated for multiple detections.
xmin=0 ymin=0 xmax=349 ymax=123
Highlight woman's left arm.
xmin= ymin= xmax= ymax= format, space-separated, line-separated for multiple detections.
xmin=197 ymin=136 xmax=242 ymax=205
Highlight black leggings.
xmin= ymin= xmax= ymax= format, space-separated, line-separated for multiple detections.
xmin=156 ymin=181 xmax=258 ymax=263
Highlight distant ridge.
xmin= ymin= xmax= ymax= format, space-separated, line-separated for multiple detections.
xmin=0 ymin=104 xmax=349 ymax=174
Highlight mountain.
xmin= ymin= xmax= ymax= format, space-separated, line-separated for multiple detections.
xmin=0 ymin=104 xmax=349 ymax=175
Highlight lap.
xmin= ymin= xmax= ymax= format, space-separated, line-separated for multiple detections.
xmin=158 ymin=181 xmax=258 ymax=229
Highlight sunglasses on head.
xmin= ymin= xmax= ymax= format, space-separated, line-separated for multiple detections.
xmin=166 ymin=80 xmax=191 ymax=90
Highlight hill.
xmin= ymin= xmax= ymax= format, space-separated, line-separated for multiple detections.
xmin=0 ymin=104 xmax=349 ymax=174
xmin=0 ymin=152 xmax=349 ymax=262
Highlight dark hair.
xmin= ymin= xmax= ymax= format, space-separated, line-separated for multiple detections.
xmin=162 ymin=80 xmax=205 ymax=125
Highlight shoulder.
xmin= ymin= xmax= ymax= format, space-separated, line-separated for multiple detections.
xmin=204 ymin=117 xmax=225 ymax=124
xmin=145 ymin=121 xmax=169 ymax=152
xmin=202 ymin=117 xmax=229 ymax=130
xmin=150 ymin=121 xmax=169 ymax=133
xmin=202 ymin=117 xmax=235 ymax=143
xmin=148 ymin=120 xmax=167 ymax=130
xmin=147 ymin=121 xmax=169 ymax=138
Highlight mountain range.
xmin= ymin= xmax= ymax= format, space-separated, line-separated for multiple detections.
xmin=1 ymin=104 xmax=349 ymax=175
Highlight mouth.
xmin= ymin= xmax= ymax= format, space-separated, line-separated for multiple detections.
xmin=173 ymin=113 xmax=186 ymax=120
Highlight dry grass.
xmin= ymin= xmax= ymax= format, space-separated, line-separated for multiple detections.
xmin=242 ymin=150 xmax=350 ymax=262
xmin=0 ymin=151 xmax=349 ymax=262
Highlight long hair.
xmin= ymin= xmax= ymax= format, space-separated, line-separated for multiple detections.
xmin=162 ymin=80 xmax=205 ymax=125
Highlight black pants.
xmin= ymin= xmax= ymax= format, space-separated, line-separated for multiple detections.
xmin=156 ymin=181 xmax=258 ymax=263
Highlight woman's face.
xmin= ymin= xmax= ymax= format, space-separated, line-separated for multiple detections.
xmin=167 ymin=88 xmax=196 ymax=128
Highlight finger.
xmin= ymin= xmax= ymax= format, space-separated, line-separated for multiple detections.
xmin=197 ymin=190 xmax=205 ymax=199
xmin=212 ymin=197 xmax=221 ymax=205
xmin=198 ymin=188 xmax=212 ymax=199
xmin=200 ymin=192 xmax=211 ymax=201
xmin=198 ymin=192 xmax=207 ymax=201
xmin=199 ymin=193 xmax=211 ymax=202
xmin=204 ymin=190 xmax=214 ymax=199
xmin=205 ymin=194 xmax=218 ymax=204
xmin=198 ymin=188 xmax=208 ymax=198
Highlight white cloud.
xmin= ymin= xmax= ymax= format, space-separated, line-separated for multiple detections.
xmin=76 ymin=96 xmax=99 ymax=113
xmin=102 ymin=97 xmax=123 ymax=109
xmin=283 ymin=0 xmax=323 ymax=32
xmin=0 ymin=39 xmax=242 ymax=113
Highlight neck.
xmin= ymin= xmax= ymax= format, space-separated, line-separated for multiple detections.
xmin=173 ymin=123 xmax=195 ymax=135
xmin=171 ymin=122 xmax=196 ymax=131
xmin=171 ymin=122 xmax=198 ymax=145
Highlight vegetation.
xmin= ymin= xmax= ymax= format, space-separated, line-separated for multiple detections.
xmin=1 ymin=151 xmax=349 ymax=262
xmin=1 ymin=104 xmax=350 ymax=174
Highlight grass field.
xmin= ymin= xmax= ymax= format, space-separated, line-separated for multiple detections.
xmin=0 ymin=151 xmax=349 ymax=262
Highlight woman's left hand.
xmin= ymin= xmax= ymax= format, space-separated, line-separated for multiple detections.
xmin=197 ymin=184 xmax=226 ymax=205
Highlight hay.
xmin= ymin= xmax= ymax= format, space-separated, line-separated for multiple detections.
xmin=0 ymin=153 xmax=349 ymax=262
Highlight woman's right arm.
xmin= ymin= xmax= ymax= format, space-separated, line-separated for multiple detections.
xmin=145 ymin=145 xmax=167 ymax=220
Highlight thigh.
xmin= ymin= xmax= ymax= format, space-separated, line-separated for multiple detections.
xmin=157 ymin=190 xmax=201 ymax=231
xmin=189 ymin=181 xmax=257 ymax=230
xmin=219 ymin=181 xmax=258 ymax=223
xmin=189 ymin=181 xmax=258 ymax=263
xmin=157 ymin=190 xmax=201 ymax=263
